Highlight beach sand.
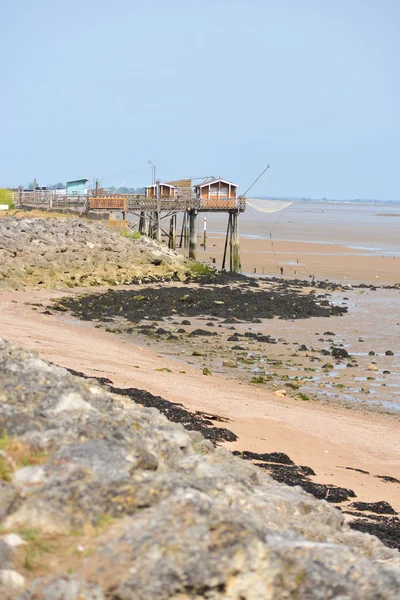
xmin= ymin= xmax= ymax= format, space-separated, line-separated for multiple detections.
xmin=1 ymin=287 xmax=399 ymax=512
xmin=199 ymin=236 xmax=400 ymax=285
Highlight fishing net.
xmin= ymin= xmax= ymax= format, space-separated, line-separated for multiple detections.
xmin=245 ymin=199 xmax=293 ymax=213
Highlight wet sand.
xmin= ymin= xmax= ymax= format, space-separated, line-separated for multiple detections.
xmin=199 ymin=236 xmax=400 ymax=285
xmin=1 ymin=286 xmax=399 ymax=512
xmin=187 ymin=201 xmax=400 ymax=284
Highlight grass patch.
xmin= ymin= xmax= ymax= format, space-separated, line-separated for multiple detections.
xmin=123 ymin=230 xmax=141 ymax=240
xmin=94 ymin=513 xmax=115 ymax=531
xmin=0 ymin=431 xmax=48 ymax=481
xmin=0 ymin=188 xmax=14 ymax=209
xmin=297 ymin=393 xmax=310 ymax=401
xmin=251 ymin=375 xmax=264 ymax=384
xmin=187 ymin=263 xmax=215 ymax=278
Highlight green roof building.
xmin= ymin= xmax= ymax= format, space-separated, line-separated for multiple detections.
xmin=66 ymin=179 xmax=88 ymax=196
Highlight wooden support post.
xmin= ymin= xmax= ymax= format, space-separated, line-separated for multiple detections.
xmin=155 ymin=213 xmax=160 ymax=241
xmin=231 ymin=210 xmax=242 ymax=273
xmin=229 ymin=213 xmax=233 ymax=272
xmin=180 ymin=211 xmax=189 ymax=249
xmin=139 ymin=211 xmax=146 ymax=235
xmin=179 ymin=212 xmax=186 ymax=248
xmin=168 ymin=217 xmax=173 ymax=249
xmin=149 ymin=211 xmax=155 ymax=239
xmin=171 ymin=214 xmax=177 ymax=250
xmin=155 ymin=181 xmax=161 ymax=242
xmin=189 ymin=209 xmax=197 ymax=260
xmin=143 ymin=213 xmax=149 ymax=236
xmin=184 ymin=215 xmax=189 ymax=249
xmin=222 ymin=213 xmax=231 ymax=271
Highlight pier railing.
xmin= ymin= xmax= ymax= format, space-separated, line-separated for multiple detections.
xmin=90 ymin=195 xmax=246 ymax=213
xmin=18 ymin=190 xmax=246 ymax=213
xmin=18 ymin=191 xmax=87 ymax=210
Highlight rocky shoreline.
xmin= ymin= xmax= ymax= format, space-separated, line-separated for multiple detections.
xmin=65 ymin=369 xmax=400 ymax=552
xmin=0 ymin=340 xmax=400 ymax=599
xmin=0 ymin=216 xmax=192 ymax=290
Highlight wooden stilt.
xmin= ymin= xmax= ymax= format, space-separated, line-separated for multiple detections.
xmin=182 ymin=211 xmax=189 ymax=249
xmin=232 ymin=210 xmax=241 ymax=273
xmin=184 ymin=217 xmax=189 ymax=248
xmin=139 ymin=211 xmax=146 ymax=235
xmin=143 ymin=213 xmax=149 ymax=236
xmin=155 ymin=181 xmax=161 ymax=242
xmin=179 ymin=212 xmax=186 ymax=248
xmin=229 ymin=212 xmax=233 ymax=272
xmin=222 ymin=213 xmax=231 ymax=271
xmin=171 ymin=214 xmax=177 ymax=250
xmin=189 ymin=209 xmax=197 ymax=260
xmin=155 ymin=211 xmax=161 ymax=242
xmin=148 ymin=212 xmax=153 ymax=238
xmin=168 ymin=217 xmax=172 ymax=248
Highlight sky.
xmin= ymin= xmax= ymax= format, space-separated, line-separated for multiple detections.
xmin=1 ymin=0 xmax=399 ymax=199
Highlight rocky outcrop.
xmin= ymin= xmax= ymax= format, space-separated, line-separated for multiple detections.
xmin=0 ymin=217 xmax=189 ymax=289
xmin=0 ymin=340 xmax=399 ymax=599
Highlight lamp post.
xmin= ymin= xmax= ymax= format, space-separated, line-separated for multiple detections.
xmin=148 ymin=160 xmax=156 ymax=185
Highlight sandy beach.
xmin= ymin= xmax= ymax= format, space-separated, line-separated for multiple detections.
xmin=1 ymin=286 xmax=399 ymax=514
xmin=0 ymin=207 xmax=399 ymax=552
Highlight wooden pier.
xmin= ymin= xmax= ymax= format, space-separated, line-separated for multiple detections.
xmin=17 ymin=188 xmax=246 ymax=272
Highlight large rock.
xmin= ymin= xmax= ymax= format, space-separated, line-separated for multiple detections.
xmin=0 ymin=339 xmax=398 ymax=598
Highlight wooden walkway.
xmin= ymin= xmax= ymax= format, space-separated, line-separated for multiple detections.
xmin=90 ymin=194 xmax=246 ymax=214
xmin=17 ymin=190 xmax=245 ymax=271
xmin=17 ymin=191 xmax=246 ymax=214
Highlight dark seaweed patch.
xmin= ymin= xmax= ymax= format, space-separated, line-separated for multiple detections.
xmin=232 ymin=450 xmax=294 ymax=465
xmin=108 ymin=386 xmax=238 ymax=445
xmin=348 ymin=517 xmax=400 ymax=550
xmin=52 ymin=282 xmax=347 ymax=325
xmin=349 ymin=501 xmax=397 ymax=515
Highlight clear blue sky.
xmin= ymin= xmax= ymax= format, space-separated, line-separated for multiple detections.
xmin=1 ymin=0 xmax=399 ymax=199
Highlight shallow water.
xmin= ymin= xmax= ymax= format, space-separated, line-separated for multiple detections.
xmin=205 ymin=201 xmax=400 ymax=251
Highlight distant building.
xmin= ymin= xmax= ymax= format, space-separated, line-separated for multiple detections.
xmin=66 ymin=179 xmax=89 ymax=196
xmin=194 ymin=178 xmax=238 ymax=201
xmin=145 ymin=182 xmax=177 ymax=199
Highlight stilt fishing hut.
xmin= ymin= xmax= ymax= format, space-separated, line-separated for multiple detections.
xmin=18 ymin=175 xmax=248 ymax=273
xmin=86 ymin=175 xmax=246 ymax=271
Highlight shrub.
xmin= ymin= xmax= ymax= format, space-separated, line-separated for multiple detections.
xmin=0 ymin=188 xmax=14 ymax=210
